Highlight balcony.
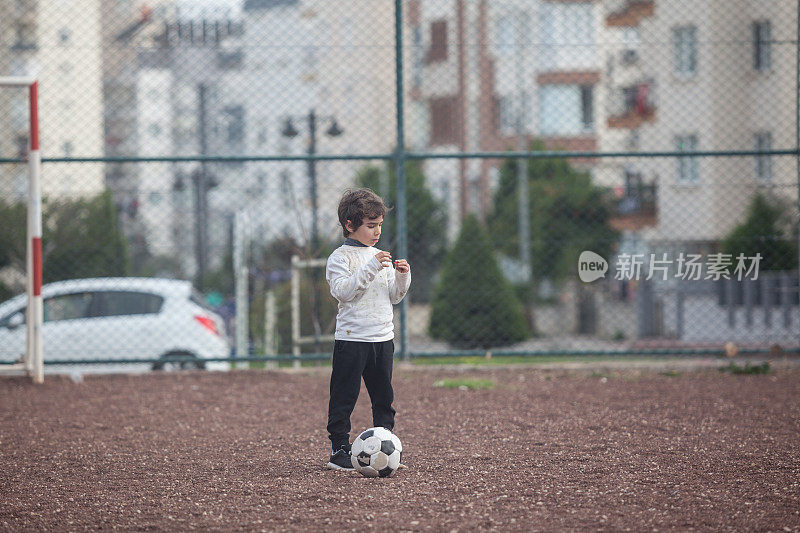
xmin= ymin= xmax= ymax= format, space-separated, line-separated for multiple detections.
xmin=606 ymin=0 xmax=655 ymax=27
xmin=218 ymin=50 xmax=243 ymax=70
xmin=607 ymin=81 xmax=656 ymax=129
xmin=610 ymin=172 xmax=657 ymax=231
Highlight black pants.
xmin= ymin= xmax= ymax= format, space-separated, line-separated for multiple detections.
xmin=327 ymin=339 xmax=395 ymax=449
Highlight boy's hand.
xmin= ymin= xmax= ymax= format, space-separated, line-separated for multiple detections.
xmin=375 ymin=251 xmax=393 ymax=268
xmin=394 ymin=259 xmax=410 ymax=273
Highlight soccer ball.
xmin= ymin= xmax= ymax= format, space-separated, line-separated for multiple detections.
xmin=350 ymin=427 xmax=402 ymax=478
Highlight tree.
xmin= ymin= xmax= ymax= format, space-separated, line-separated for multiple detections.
xmin=429 ymin=215 xmax=528 ymax=348
xmin=0 ymin=200 xmax=27 ymax=274
xmin=0 ymin=200 xmax=27 ymax=301
xmin=488 ymin=140 xmax=619 ymax=290
xmin=356 ymin=159 xmax=447 ymax=301
xmin=0 ymin=191 xmax=130 ymax=296
xmin=721 ymin=193 xmax=798 ymax=271
xmin=43 ymin=191 xmax=129 ymax=282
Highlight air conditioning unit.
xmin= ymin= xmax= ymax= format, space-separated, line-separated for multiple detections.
xmin=621 ymin=49 xmax=639 ymax=64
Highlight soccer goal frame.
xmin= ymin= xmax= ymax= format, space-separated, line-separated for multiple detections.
xmin=0 ymin=77 xmax=43 ymax=384
xmin=291 ymin=255 xmax=335 ymax=369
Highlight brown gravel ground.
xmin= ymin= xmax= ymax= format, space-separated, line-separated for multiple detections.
xmin=1 ymin=360 xmax=799 ymax=532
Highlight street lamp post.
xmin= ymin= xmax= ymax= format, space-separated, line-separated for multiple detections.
xmin=281 ymin=109 xmax=344 ymax=250
xmin=515 ymin=13 xmax=531 ymax=284
xmin=281 ymin=110 xmax=343 ymax=355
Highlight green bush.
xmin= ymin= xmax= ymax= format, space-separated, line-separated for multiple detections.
xmin=429 ymin=215 xmax=529 ymax=348
xmin=721 ymin=193 xmax=798 ymax=271
xmin=0 ymin=191 xmax=129 ymax=297
xmin=719 ymin=361 xmax=770 ymax=375
xmin=488 ymin=140 xmax=619 ymax=287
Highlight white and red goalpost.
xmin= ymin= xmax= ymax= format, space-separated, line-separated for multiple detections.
xmin=0 ymin=77 xmax=43 ymax=383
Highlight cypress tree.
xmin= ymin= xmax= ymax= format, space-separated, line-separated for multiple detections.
xmin=429 ymin=215 xmax=529 ymax=348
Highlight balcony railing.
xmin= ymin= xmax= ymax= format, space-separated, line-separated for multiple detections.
xmin=606 ymin=0 xmax=656 ymax=27
xmin=607 ymin=81 xmax=656 ymax=129
xmin=610 ymin=178 xmax=657 ymax=230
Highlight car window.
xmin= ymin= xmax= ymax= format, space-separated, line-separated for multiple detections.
xmin=44 ymin=292 xmax=93 ymax=322
xmin=93 ymin=291 xmax=164 ymax=318
xmin=0 ymin=308 xmax=25 ymax=328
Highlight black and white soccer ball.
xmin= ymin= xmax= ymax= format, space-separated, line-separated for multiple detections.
xmin=350 ymin=427 xmax=402 ymax=478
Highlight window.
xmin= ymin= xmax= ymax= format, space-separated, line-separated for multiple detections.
xmin=754 ymin=131 xmax=772 ymax=181
xmin=753 ymin=21 xmax=771 ymax=72
xmin=94 ymin=291 xmax=163 ymax=317
xmin=496 ymin=12 xmax=529 ymax=54
xmin=412 ymin=25 xmax=424 ymax=90
xmin=622 ymin=28 xmax=640 ymax=50
xmin=58 ymin=28 xmax=71 ymax=45
xmin=675 ymin=135 xmax=699 ymax=184
xmin=539 ymin=85 xmax=594 ymax=135
xmin=497 ymin=95 xmax=518 ymax=134
xmin=15 ymin=135 xmax=28 ymax=158
xmin=12 ymin=23 xmax=37 ymax=50
xmin=673 ymin=26 xmax=697 ymax=75
xmin=44 ymin=292 xmax=92 ymax=322
xmin=426 ymin=19 xmax=448 ymax=63
xmin=221 ymin=105 xmax=245 ymax=147
xmin=218 ymin=49 xmax=243 ymax=70
xmin=540 ymin=3 xmax=595 ymax=70
xmin=621 ymin=28 xmax=641 ymax=63
xmin=429 ymin=96 xmax=458 ymax=145
xmin=580 ymin=85 xmax=594 ymax=130
xmin=496 ymin=14 xmax=515 ymax=52
xmin=62 ymin=141 xmax=73 ymax=157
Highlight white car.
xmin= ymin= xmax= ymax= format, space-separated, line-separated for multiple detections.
xmin=0 ymin=278 xmax=230 ymax=373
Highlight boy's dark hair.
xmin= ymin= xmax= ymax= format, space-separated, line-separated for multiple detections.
xmin=338 ymin=188 xmax=388 ymax=237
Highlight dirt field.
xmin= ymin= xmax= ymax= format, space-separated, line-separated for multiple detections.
xmin=2 ymin=361 xmax=799 ymax=531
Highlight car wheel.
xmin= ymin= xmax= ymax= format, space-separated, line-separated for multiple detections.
xmin=152 ymin=351 xmax=206 ymax=371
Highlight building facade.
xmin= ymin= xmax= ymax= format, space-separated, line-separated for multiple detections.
xmin=1 ymin=0 xmax=105 ymax=200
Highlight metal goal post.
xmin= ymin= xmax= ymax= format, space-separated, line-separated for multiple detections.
xmin=291 ymin=255 xmax=335 ymax=369
xmin=0 ymin=77 xmax=43 ymax=384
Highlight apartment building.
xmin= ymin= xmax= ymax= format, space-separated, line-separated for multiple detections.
xmin=0 ymin=0 xmax=105 ymax=200
xmin=99 ymin=0 xmax=397 ymax=279
xmin=409 ymin=0 xmax=796 ymax=254
xmin=407 ymin=0 xmax=605 ymax=240
xmin=600 ymin=0 xmax=797 ymax=255
xmin=238 ymin=0 xmax=396 ymax=246
xmin=102 ymin=1 xmax=247 ymax=278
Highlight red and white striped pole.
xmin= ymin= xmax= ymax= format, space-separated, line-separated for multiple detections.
xmin=0 ymin=77 xmax=41 ymax=383
xmin=28 ymin=81 xmax=43 ymax=384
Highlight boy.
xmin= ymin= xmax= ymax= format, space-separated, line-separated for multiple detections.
xmin=324 ymin=188 xmax=411 ymax=470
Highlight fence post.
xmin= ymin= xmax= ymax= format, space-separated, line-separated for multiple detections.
xmin=394 ymin=0 xmax=409 ymax=361
xmin=796 ymin=0 xmax=800 ymax=310
xmin=234 ymin=210 xmax=249 ymax=367
xmin=291 ymin=255 xmax=301 ymax=369
xmin=264 ymin=289 xmax=277 ymax=369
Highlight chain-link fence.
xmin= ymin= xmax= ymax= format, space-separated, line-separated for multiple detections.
xmin=0 ymin=0 xmax=798 ymax=369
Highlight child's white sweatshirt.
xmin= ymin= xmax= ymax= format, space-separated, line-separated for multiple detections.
xmin=325 ymin=243 xmax=411 ymax=342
